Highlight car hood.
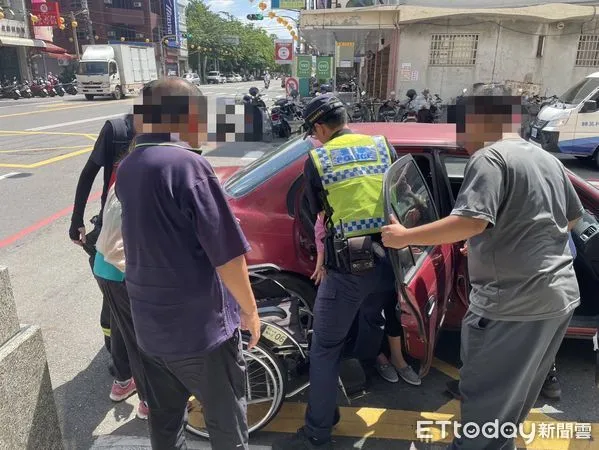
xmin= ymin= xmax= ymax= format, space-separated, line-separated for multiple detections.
xmin=538 ymin=105 xmax=575 ymax=121
xmin=213 ymin=165 xmax=240 ymax=183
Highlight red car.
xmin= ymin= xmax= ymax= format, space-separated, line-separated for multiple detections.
xmin=214 ymin=123 xmax=599 ymax=379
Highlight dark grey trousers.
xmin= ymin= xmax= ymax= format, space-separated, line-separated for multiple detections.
xmin=95 ymin=277 xmax=147 ymax=401
xmin=139 ymin=330 xmax=248 ymax=450
xmin=448 ymin=309 xmax=574 ymax=450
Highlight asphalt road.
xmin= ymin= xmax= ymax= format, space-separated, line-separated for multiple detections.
xmin=1 ymin=85 xmax=599 ymax=450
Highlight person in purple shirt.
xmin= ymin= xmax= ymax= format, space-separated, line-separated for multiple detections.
xmin=115 ymin=78 xmax=260 ymax=449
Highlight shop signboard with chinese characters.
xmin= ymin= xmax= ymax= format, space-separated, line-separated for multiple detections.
xmin=271 ymin=0 xmax=306 ymax=9
xmin=316 ymin=56 xmax=333 ymax=80
xmin=335 ymin=41 xmax=354 ymax=68
xmin=31 ymin=1 xmax=61 ymax=27
xmin=297 ymin=55 xmax=312 ymax=78
xmin=275 ymin=39 xmax=294 ymax=65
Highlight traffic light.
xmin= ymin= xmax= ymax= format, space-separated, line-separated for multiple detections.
xmin=246 ymin=13 xmax=263 ymax=20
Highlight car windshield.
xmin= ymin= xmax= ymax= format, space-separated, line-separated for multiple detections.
xmin=208 ymin=71 xmax=219 ymax=76
xmin=559 ymin=77 xmax=599 ymax=105
xmin=223 ymin=136 xmax=314 ymax=198
xmin=77 ymin=62 xmax=108 ymax=76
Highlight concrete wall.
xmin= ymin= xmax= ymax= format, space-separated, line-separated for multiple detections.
xmin=394 ymin=17 xmax=599 ymax=100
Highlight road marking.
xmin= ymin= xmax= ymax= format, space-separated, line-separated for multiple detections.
xmin=0 ymin=172 xmax=21 ymax=180
xmin=0 ymin=145 xmax=90 ymax=153
xmin=0 ymin=130 xmax=98 ymax=142
xmin=27 ymin=114 xmax=124 ymax=131
xmin=0 ymin=147 xmax=92 ymax=168
xmin=90 ymin=436 xmax=272 ymax=449
xmin=0 ymin=99 xmax=65 ymax=109
xmin=0 ymin=191 xmax=101 ymax=248
xmin=0 ymin=99 xmax=133 ymax=119
xmin=242 ymin=150 xmax=264 ymax=160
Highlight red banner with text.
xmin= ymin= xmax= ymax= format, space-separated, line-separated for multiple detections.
xmin=32 ymin=2 xmax=61 ymax=27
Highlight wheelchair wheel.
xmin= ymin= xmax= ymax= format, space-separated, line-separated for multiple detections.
xmin=186 ymin=341 xmax=287 ymax=438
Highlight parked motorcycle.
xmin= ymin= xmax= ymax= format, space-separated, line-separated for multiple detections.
xmin=48 ymin=74 xmax=65 ymax=97
xmin=271 ymin=91 xmax=303 ymax=138
xmin=30 ymin=79 xmax=49 ymax=98
xmin=1 ymin=81 xmax=21 ymax=100
xmin=18 ymin=80 xmax=33 ymax=98
xmin=247 ymin=87 xmax=273 ymax=142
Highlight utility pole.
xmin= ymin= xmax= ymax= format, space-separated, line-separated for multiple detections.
xmin=70 ymin=11 xmax=80 ymax=59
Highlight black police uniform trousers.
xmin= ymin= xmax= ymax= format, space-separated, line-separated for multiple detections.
xmin=304 ymin=253 xmax=395 ymax=442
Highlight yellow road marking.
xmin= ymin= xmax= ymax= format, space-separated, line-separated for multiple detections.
xmin=432 ymin=357 xmax=461 ymax=380
xmin=0 ymin=145 xmax=90 ymax=153
xmin=0 ymin=130 xmax=97 ymax=138
xmin=0 ymin=99 xmax=133 ymax=119
xmin=0 ymin=147 xmax=92 ymax=168
xmin=262 ymin=402 xmax=598 ymax=449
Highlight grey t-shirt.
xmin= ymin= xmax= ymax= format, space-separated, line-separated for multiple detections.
xmin=451 ymin=138 xmax=583 ymax=321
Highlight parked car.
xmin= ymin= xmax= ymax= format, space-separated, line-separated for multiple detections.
xmin=226 ymin=74 xmax=236 ymax=83
xmin=214 ymin=123 xmax=599 ymax=380
xmin=234 ymin=73 xmax=243 ymax=82
xmin=184 ymin=72 xmax=201 ymax=86
xmin=206 ymin=71 xmax=224 ymax=84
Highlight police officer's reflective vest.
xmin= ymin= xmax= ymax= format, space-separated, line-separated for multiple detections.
xmin=309 ymin=133 xmax=393 ymax=238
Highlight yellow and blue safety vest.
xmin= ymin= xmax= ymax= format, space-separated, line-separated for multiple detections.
xmin=309 ymin=133 xmax=393 ymax=238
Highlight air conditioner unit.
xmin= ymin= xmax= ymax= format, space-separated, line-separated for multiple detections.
xmin=107 ymin=31 xmax=116 ymax=37
xmin=104 ymin=0 xmax=112 ymax=4
xmin=133 ymin=1 xmax=142 ymax=7
xmin=136 ymin=33 xmax=144 ymax=38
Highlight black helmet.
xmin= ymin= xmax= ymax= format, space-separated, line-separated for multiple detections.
xmin=406 ymin=89 xmax=417 ymax=99
xmin=249 ymin=87 xmax=259 ymax=97
xmin=242 ymin=94 xmax=252 ymax=103
xmin=302 ymin=94 xmax=345 ymax=139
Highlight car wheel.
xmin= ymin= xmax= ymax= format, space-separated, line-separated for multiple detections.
xmin=112 ymin=86 xmax=122 ymax=100
xmin=85 ymin=94 xmax=94 ymax=100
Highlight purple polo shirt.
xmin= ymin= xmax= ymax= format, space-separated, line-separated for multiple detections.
xmin=115 ymin=133 xmax=250 ymax=358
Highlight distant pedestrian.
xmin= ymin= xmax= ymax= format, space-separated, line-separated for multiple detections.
xmin=381 ymin=95 xmax=582 ymax=450
xmin=116 ymin=78 xmax=260 ymax=449
xmin=69 ymin=115 xmax=134 ymax=373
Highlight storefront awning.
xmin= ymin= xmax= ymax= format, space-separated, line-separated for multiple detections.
xmin=43 ymin=52 xmax=76 ymax=61
xmin=0 ymin=36 xmax=46 ymax=48
xmin=41 ymin=41 xmax=69 ymax=54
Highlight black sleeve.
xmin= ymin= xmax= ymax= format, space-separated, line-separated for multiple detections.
xmin=100 ymin=124 xmax=115 ymax=211
xmin=90 ymin=121 xmax=110 ymax=166
xmin=304 ymin=158 xmax=325 ymax=215
xmin=71 ymin=158 xmax=101 ymax=228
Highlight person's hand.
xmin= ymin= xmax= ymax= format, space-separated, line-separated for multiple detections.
xmin=382 ymin=214 xmax=409 ymax=249
xmin=460 ymin=243 xmax=468 ymax=256
xmin=311 ymin=252 xmax=326 ymax=285
xmin=240 ymin=309 xmax=261 ymax=350
xmin=69 ymin=223 xmax=86 ymax=246
xmin=405 ymin=208 xmax=421 ymax=227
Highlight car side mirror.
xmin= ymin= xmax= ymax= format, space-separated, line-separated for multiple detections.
xmin=581 ymin=100 xmax=598 ymax=113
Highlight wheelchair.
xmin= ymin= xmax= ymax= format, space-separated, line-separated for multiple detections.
xmin=186 ymin=268 xmax=360 ymax=438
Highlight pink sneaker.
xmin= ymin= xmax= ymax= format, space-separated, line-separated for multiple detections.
xmin=109 ymin=378 xmax=136 ymax=402
xmin=137 ymin=401 xmax=149 ymax=420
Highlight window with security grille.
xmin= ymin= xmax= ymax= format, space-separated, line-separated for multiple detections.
xmin=429 ymin=34 xmax=479 ymax=66
xmin=575 ymin=35 xmax=599 ymax=67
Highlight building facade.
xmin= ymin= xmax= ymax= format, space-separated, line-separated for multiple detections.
xmin=300 ymin=1 xmax=599 ymax=99
xmin=0 ymin=0 xmax=37 ymax=81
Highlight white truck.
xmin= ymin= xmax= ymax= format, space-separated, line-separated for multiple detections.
xmin=77 ymin=43 xmax=158 ymax=100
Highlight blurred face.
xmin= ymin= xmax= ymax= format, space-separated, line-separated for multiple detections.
xmin=457 ymin=113 xmax=519 ymax=154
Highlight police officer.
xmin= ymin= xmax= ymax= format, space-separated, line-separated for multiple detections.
xmin=274 ymin=94 xmax=398 ymax=449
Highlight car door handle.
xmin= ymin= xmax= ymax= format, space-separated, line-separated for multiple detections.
xmin=431 ymin=253 xmax=443 ymax=266
xmin=426 ymin=296 xmax=436 ymax=318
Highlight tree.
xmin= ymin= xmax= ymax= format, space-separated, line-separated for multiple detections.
xmin=186 ymin=0 xmax=276 ymax=80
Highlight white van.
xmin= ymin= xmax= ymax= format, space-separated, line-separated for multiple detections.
xmin=531 ymin=72 xmax=599 ymax=168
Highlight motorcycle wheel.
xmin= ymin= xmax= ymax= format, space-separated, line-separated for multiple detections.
xmin=58 ymin=89 xmax=65 ymax=97
xmin=279 ymin=121 xmax=291 ymax=139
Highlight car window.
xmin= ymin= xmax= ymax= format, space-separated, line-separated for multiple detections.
xmin=223 ymin=137 xmax=314 ymax=198
xmin=386 ymin=158 xmax=439 ymax=279
xmin=443 ymin=155 xmax=468 ymax=178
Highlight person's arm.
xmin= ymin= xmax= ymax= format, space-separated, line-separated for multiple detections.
xmin=311 ymin=213 xmax=326 ymax=285
xmin=382 ymin=151 xmax=503 ymax=249
xmin=184 ymin=170 xmax=260 ymax=348
xmin=563 ymin=167 xmax=584 ymax=231
xmin=304 ymin=158 xmax=325 ymax=216
xmin=69 ymin=122 xmax=110 ymax=244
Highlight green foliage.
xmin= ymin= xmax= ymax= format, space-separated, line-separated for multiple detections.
xmin=186 ymin=0 xmax=275 ymax=75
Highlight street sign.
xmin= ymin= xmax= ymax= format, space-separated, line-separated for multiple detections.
xmin=285 ymin=77 xmax=299 ymax=96
xmin=335 ymin=41 xmax=355 ymax=68
xmin=316 ymin=56 xmax=333 ymax=80
xmin=32 ymin=2 xmax=61 ymax=27
xmin=275 ymin=39 xmax=293 ymax=65
xmin=297 ymin=55 xmax=312 ymax=78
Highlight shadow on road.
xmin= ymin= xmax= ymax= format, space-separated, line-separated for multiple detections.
xmin=53 ymin=348 xmax=145 ymax=450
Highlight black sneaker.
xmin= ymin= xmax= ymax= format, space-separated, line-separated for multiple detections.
xmin=272 ymin=427 xmax=333 ymax=450
xmin=541 ymin=371 xmax=561 ymax=400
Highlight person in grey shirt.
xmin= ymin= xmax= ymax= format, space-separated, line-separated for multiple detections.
xmin=381 ymin=95 xmax=583 ymax=450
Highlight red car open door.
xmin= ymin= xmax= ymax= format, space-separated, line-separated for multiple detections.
xmin=383 ymin=154 xmax=455 ymax=376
